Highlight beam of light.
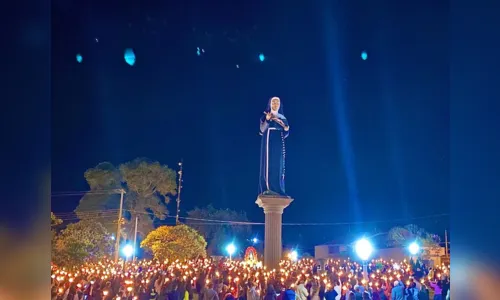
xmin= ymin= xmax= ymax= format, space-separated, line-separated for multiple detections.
xmin=318 ymin=1 xmax=361 ymax=220
xmin=124 ymin=48 xmax=136 ymax=66
xmin=377 ymin=47 xmax=410 ymax=217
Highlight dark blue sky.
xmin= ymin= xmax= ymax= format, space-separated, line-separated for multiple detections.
xmin=52 ymin=0 xmax=449 ymax=250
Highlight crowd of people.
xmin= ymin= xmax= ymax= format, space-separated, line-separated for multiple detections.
xmin=51 ymin=257 xmax=450 ymax=300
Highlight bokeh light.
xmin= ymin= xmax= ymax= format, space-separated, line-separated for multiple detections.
xmin=124 ymin=48 xmax=136 ymax=66
xmin=76 ymin=53 xmax=82 ymax=63
xmin=361 ymin=51 xmax=368 ymax=60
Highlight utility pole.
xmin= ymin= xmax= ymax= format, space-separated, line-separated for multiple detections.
xmin=114 ymin=189 xmax=125 ymax=263
xmin=175 ymin=160 xmax=183 ymax=225
xmin=444 ymin=229 xmax=449 ymax=258
xmin=132 ymin=215 xmax=138 ymax=262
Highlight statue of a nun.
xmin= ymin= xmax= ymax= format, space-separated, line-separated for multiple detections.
xmin=259 ymin=96 xmax=290 ymax=196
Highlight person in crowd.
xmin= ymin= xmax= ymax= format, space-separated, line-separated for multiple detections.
xmin=324 ymin=284 xmax=338 ymax=300
xmin=264 ymin=284 xmax=277 ymax=300
xmin=204 ymin=283 xmax=219 ymax=300
xmin=237 ymin=289 xmax=246 ymax=300
xmin=247 ymin=282 xmax=259 ymax=300
xmin=428 ymin=280 xmax=443 ymax=300
xmin=282 ymin=282 xmax=296 ymax=300
xmin=418 ymin=284 xmax=430 ymax=300
xmin=296 ymin=279 xmax=309 ymax=300
xmin=168 ymin=283 xmax=181 ymax=300
xmin=345 ymin=290 xmax=355 ymax=300
xmin=362 ymin=290 xmax=372 ymax=300
xmin=405 ymin=282 xmax=419 ymax=300
xmin=376 ymin=283 xmax=388 ymax=300
xmin=310 ymin=282 xmax=320 ymax=300
xmin=318 ymin=282 xmax=326 ymax=300
xmin=353 ymin=286 xmax=363 ymax=300
xmin=440 ymin=275 xmax=450 ymax=300
xmin=391 ymin=280 xmax=405 ymax=300
xmin=50 ymin=257 xmax=446 ymax=300
xmin=224 ymin=292 xmax=236 ymax=300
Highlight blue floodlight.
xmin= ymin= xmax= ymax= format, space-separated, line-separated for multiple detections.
xmin=252 ymin=238 xmax=258 ymax=244
xmin=226 ymin=243 xmax=236 ymax=256
xmin=355 ymin=238 xmax=373 ymax=261
xmin=289 ymin=250 xmax=298 ymax=261
xmin=409 ymin=242 xmax=420 ymax=255
xmin=122 ymin=245 xmax=134 ymax=258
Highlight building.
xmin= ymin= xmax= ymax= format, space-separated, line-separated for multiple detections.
xmin=315 ymin=243 xmax=447 ymax=267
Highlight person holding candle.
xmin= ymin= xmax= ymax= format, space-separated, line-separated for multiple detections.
xmin=428 ymin=280 xmax=442 ymax=300
xmin=391 ymin=280 xmax=405 ymax=300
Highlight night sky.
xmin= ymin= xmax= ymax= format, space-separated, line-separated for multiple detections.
xmin=51 ymin=0 xmax=449 ymax=251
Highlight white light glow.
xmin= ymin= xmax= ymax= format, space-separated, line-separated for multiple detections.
xmin=355 ymin=238 xmax=373 ymax=261
xmin=226 ymin=244 xmax=236 ymax=256
xmin=122 ymin=245 xmax=134 ymax=257
xmin=409 ymin=242 xmax=420 ymax=255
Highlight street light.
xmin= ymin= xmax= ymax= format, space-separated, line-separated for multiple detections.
xmin=409 ymin=242 xmax=420 ymax=255
xmin=226 ymin=243 xmax=236 ymax=260
xmin=122 ymin=245 xmax=134 ymax=259
xmin=355 ymin=238 xmax=373 ymax=281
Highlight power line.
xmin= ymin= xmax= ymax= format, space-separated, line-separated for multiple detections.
xmin=51 ymin=189 xmax=122 ymax=197
xmin=86 ymin=209 xmax=449 ymax=227
xmin=54 ymin=208 xmax=120 ymax=216
xmin=52 ymin=193 xmax=448 ymax=226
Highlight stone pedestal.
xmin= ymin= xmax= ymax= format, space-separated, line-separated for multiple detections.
xmin=256 ymin=194 xmax=293 ymax=269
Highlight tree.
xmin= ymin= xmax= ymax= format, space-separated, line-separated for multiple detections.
xmin=51 ymin=212 xmax=63 ymax=250
xmin=52 ymin=220 xmax=113 ymax=268
xmin=141 ymin=224 xmax=207 ymax=262
xmin=74 ymin=158 xmax=178 ymax=240
xmin=51 ymin=212 xmax=62 ymax=227
xmin=387 ymin=224 xmax=441 ymax=252
xmin=186 ymin=205 xmax=251 ymax=255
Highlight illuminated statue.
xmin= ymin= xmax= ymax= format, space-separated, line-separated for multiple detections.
xmin=259 ymin=97 xmax=290 ymax=196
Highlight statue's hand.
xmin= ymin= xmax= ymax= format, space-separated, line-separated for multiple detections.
xmin=266 ymin=113 xmax=272 ymax=120
xmin=284 ymin=126 xmax=289 ymax=131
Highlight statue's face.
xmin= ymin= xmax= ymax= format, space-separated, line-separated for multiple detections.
xmin=271 ymin=98 xmax=280 ymax=111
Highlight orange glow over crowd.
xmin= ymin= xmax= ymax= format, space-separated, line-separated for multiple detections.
xmin=51 ymin=257 xmax=449 ymax=300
